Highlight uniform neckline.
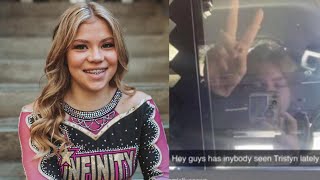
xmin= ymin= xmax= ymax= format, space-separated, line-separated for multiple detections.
xmin=62 ymin=89 xmax=122 ymax=120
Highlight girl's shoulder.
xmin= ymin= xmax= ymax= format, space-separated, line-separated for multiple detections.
xmin=19 ymin=102 xmax=39 ymax=129
xmin=123 ymin=90 xmax=151 ymax=103
xmin=129 ymin=90 xmax=151 ymax=102
xmin=21 ymin=102 xmax=36 ymax=113
xmin=117 ymin=90 xmax=152 ymax=113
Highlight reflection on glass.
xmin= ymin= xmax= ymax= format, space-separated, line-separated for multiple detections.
xmin=234 ymin=144 xmax=274 ymax=150
xmin=312 ymin=132 xmax=320 ymax=149
xmin=200 ymin=0 xmax=320 ymax=150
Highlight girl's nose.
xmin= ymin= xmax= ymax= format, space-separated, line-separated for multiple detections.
xmin=88 ymin=48 xmax=103 ymax=62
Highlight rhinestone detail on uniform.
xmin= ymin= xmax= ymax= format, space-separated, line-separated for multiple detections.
xmin=62 ymin=89 xmax=122 ymax=119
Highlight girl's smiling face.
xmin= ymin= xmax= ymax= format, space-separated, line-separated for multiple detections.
xmin=66 ymin=16 xmax=118 ymax=93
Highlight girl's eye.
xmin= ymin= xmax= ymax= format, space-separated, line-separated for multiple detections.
xmin=74 ymin=44 xmax=87 ymax=50
xmin=102 ymin=43 xmax=114 ymax=49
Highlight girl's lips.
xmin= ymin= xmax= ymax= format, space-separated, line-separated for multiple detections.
xmin=83 ymin=68 xmax=107 ymax=80
xmin=83 ymin=68 xmax=107 ymax=74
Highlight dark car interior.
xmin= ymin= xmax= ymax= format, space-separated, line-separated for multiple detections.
xmin=199 ymin=0 xmax=320 ymax=151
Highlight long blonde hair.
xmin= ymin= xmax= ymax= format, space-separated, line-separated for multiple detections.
xmin=31 ymin=2 xmax=135 ymax=158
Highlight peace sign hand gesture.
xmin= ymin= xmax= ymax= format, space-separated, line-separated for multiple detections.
xmin=206 ymin=0 xmax=264 ymax=97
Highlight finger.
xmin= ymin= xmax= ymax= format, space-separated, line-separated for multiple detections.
xmin=281 ymin=112 xmax=298 ymax=134
xmin=240 ymin=8 xmax=264 ymax=48
xmin=259 ymin=121 xmax=276 ymax=130
xmin=275 ymin=135 xmax=299 ymax=150
xmin=219 ymin=30 xmax=237 ymax=57
xmin=232 ymin=41 xmax=249 ymax=76
xmin=225 ymin=0 xmax=239 ymax=39
xmin=279 ymin=116 xmax=285 ymax=131
xmin=219 ymin=30 xmax=247 ymax=75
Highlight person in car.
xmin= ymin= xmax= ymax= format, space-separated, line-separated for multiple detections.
xmin=204 ymin=0 xmax=310 ymax=149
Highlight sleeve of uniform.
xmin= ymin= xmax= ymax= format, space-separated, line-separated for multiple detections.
xmin=18 ymin=109 xmax=47 ymax=180
xmin=138 ymin=98 xmax=169 ymax=180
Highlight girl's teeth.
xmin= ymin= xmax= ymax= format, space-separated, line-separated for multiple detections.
xmin=84 ymin=69 xmax=105 ymax=74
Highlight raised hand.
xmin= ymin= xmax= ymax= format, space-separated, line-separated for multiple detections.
xmin=275 ymin=112 xmax=299 ymax=149
xmin=257 ymin=112 xmax=299 ymax=149
xmin=206 ymin=0 xmax=264 ymax=97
